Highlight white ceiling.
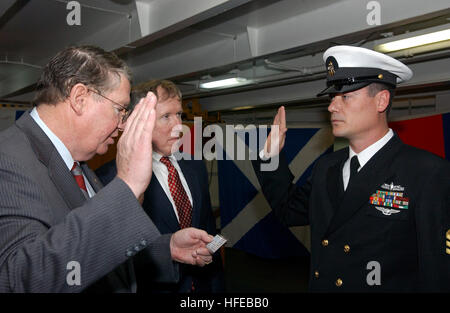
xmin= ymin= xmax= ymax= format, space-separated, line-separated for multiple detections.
xmin=1 ymin=0 xmax=449 ymax=116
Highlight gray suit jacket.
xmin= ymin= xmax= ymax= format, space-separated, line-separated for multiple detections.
xmin=0 ymin=111 xmax=178 ymax=292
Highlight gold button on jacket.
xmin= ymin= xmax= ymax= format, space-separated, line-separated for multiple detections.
xmin=447 ymin=230 xmax=450 ymax=255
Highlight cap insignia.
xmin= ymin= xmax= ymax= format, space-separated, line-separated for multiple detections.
xmin=327 ymin=61 xmax=335 ymax=76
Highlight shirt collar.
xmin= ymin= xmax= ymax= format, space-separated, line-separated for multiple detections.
xmin=349 ymin=128 xmax=394 ymax=168
xmin=153 ymin=151 xmax=175 ymax=163
xmin=30 ymin=107 xmax=75 ymax=170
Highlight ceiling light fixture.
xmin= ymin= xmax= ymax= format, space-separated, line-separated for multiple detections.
xmin=199 ymin=77 xmax=252 ymax=89
xmin=374 ymin=28 xmax=450 ymax=53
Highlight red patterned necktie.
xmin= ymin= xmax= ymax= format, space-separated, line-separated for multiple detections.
xmin=71 ymin=162 xmax=89 ymax=199
xmin=160 ymin=156 xmax=192 ymax=229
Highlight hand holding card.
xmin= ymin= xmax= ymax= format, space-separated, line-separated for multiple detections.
xmin=206 ymin=234 xmax=227 ymax=253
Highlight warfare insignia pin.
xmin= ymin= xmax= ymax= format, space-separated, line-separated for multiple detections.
xmin=381 ymin=182 xmax=405 ymax=192
xmin=375 ymin=206 xmax=400 ymax=216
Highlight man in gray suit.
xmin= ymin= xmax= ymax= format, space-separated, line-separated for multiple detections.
xmin=0 ymin=45 xmax=213 ymax=293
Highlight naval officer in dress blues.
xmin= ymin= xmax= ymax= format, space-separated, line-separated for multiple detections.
xmin=252 ymin=45 xmax=450 ymax=292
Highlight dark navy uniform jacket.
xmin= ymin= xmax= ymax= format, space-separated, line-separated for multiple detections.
xmin=253 ymin=134 xmax=450 ymax=292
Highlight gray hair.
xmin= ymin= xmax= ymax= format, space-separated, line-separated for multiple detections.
xmin=33 ymin=45 xmax=131 ymax=106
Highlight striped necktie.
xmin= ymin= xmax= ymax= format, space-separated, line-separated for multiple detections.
xmin=71 ymin=162 xmax=89 ymax=199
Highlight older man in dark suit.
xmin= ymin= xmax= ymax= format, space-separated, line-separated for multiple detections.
xmin=0 ymin=46 xmax=213 ymax=293
xmin=253 ymin=46 xmax=450 ymax=292
xmin=97 ymin=80 xmax=224 ymax=293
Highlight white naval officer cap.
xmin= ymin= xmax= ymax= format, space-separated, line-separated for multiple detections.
xmin=317 ymin=45 xmax=413 ymax=97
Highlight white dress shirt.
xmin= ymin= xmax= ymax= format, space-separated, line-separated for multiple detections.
xmin=152 ymin=152 xmax=193 ymax=222
xmin=30 ymin=108 xmax=95 ymax=197
xmin=342 ymin=129 xmax=394 ymax=190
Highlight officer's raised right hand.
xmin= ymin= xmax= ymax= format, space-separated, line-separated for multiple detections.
xmin=263 ymin=106 xmax=288 ymax=158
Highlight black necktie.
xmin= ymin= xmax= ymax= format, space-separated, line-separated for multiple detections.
xmin=348 ymin=155 xmax=360 ymax=186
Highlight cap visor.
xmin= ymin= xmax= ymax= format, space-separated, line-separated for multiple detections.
xmin=316 ymin=82 xmax=371 ymax=97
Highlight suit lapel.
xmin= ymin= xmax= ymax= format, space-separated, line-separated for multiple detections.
xmin=178 ymin=159 xmax=201 ymax=228
xmin=16 ymin=112 xmax=86 ymax=209
xmin=81 ymin=163 xmax=104 ymax=192
xmin=326 ymin=153 xmax=346 ymax=214
xmin=324 ymin=135 xmax=403 ymax=236
xmin=146 ymin=176 xmax=180 ymax=231
xmin=47 ymin=153 xmax=87 ymax=209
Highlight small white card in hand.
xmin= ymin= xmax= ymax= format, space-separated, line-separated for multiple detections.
xmin=207 ymin=234 xmax=227 ymax=253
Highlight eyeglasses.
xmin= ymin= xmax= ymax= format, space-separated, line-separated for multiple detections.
xmin=89 ymin=89 xmax=130 ymax=122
